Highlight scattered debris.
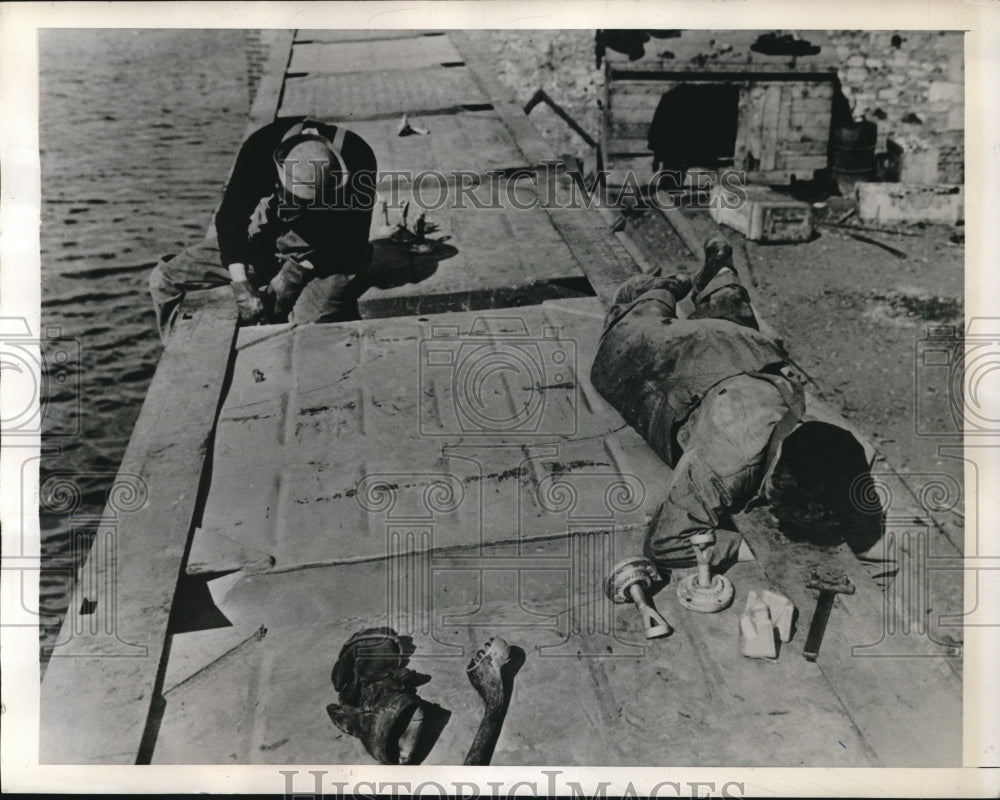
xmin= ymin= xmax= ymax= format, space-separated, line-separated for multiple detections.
xmin=846 ymin=231 xmax=908 ymax=259
xmin=868 ymin=289 xmax=962 ymax=322
xmin=398 ymin=113 xmax=429 ymax=137
xmin=857 ymin=181 xmax=963 ymax=225
xmin=834 ymin=207 xmax=857 ymax=225
xmin=741 ymin=591 xmax=794 ymax=659
xmin=252 ymin=369 xmax=265 ymax=382
xmin=523 ymin=88 xmax=598 ymax=148
xmin=821 ymin=221 xmax=921 ymax=238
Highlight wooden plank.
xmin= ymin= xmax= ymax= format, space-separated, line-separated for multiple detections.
xmin=448 ymin=31 xmax=643 ymax=306
xmin=40 ymin=25 xmax=293 ymax=767
xmin=187 ymin=301 xmax=637 ymax=575
xmin=789 ymin=98 xmax=836 ymax=115
xmin=607 ymin=96 xmax=670 ymax=116
xmin=774 ymin=154 xmax=829 ymax=172
xmin=40 ymin=287 xmax=239 ymax=764
xmin=658 ymin=204 xmax=704 ymax=257
xmin=546 ymin=203 xmax=643 ymax=307
xmin=610 ymin=67 xmax=837 ymax=81
xmin=248 ymin=31 xmax=295 ymax=131
xmin=734 ymin=506 xmax=961 ymax=766
xmin=780 ymin=139 xmax=829 ymax=154
xmin=760 ymin=84 xmax=782 ymax=171
xmin=279 ymin=66 xmax=489 ymax=120
xmin=295 ymin=29 xmax=438 ymax=44
xmin=776 ymin=85 xmax=792 ymax=153
xmin=608 ymin=117 xmax=654 ymax=138
xmin=606 ymin=136 xmax=652 ymax=154
xmin=155 ymin=556 xmax=877 ymax=766
xmin=608 ymin=80 xmax=682 ymax=98
xmin=357 ymin=183 xmax=587 ymax=319
xmin=288 ymin=37 xmax=463 ymax=75
xmin=733 ymin=85 xmax=753 ymax=171
xmin=447 ymin=30 xmax=553 ymax=167
xmin=328 ymin=109 xmax=528 ymax=180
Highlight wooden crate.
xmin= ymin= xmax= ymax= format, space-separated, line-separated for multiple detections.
xmin=603 ymin=62 xmax=835 ymax=187
xmin=710 ymin=183 xmax=813 ymax=242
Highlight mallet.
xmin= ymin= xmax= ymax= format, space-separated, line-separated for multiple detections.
xmin=803 ymin=572 xmax=854 ymax=662
xmin=606 ymin=557 xmax=673 ymax=638
xmin=676 ymin=531 xmax=735 ymax=613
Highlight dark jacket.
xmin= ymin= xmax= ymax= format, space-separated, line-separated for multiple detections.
xmin=215 ymin=117 xmax=377 ymax=272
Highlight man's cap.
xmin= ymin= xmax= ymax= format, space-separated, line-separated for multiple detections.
xmin=273 ymin=132 xmax=347 ymax=202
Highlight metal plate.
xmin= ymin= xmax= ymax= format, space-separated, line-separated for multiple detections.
xmin=279 ymin=66 xmax=489 ymax=120
xmin=289 ymin=37 xmax=463 ymax=74
xmin=360 ymin=183 xmax=586 ymax=318
xmin=187 ymin=300 xmax=671 ymax=575
xmin=153 ymin=555 xmax=875 ymax=766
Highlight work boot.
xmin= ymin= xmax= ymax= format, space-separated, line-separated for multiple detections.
xmin=660 ymin=273 xmax=692 ymax=301
xmin=693 ymin=236 xmax=736 ymax=296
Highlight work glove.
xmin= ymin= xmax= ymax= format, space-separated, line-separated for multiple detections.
xmin=268 ymin=258 xmax=312 ymax=320
xmin=231 ymin=279 xmax=267 ymax=325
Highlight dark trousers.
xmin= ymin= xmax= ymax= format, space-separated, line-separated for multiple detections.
xmin=148 ymin=238 xmax=366 ymax=341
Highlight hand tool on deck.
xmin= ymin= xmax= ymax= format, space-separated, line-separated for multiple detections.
xmin=398 ymin=113 xmax=429 ymax=137
xmin=410 ymin=213 xmax=433 ymax=254
xmin=676 ymin=531 xmax=735 ymax=613
xmin=802 ymin=572 xmax=855 ymax=662
xmin=606 ymin=557 xmax=673 ymax=638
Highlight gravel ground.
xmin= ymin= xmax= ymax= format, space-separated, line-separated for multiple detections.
xmin=475 ymin=30 xmax=967 ymax=650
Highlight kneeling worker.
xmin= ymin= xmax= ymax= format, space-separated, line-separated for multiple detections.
xmin=150 ymin=117 xmax=377 ymax=339
xmin=591 ymin=238 xmax=890 ymax=579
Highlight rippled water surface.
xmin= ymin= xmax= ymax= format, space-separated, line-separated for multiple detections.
xmin=39 ymin=29 xmax=251 ymax=659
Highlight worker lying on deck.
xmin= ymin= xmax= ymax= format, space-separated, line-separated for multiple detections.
xmin=149 ymin=117 xmax=376 ymax=340
xmin=591 ymin=238 xmax=892 ymax=579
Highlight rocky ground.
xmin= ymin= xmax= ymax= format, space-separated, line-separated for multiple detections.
xmin=733 ymin=213 xmax=966 ymax=652
xmin=474 ymin=29 xmax=968 ymax=649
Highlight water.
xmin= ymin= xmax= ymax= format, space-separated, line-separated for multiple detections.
xmin=38 ymin=29 xmax=252 ymax=661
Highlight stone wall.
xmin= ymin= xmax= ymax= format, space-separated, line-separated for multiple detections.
xmin=469 ymin=29 xmax=963 ymax=183
xmin=827 ymin=30 xmax=963 ymax=183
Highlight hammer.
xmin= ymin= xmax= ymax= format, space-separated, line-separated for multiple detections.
xmin=802 ymin=571 xmax=854 ymax=662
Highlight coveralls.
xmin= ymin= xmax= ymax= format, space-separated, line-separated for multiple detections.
xmin=591 ymin=273 xmax=889 ymax=576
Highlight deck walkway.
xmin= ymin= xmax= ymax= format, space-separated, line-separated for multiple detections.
xmin=41 ymin=29 xmax=961 ymax=767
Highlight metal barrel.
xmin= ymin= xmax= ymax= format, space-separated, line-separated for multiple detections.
xmin=831 ymin=119 xmax=878 ymax=180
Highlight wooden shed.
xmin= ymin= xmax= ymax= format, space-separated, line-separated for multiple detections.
xmin=601 ymin=30 xmax=839 ymax=188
